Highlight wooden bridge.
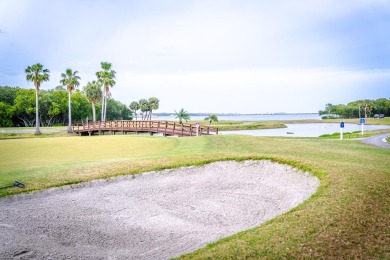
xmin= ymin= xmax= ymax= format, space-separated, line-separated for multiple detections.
xmin=73 ymin=120 xmax=219 ymax=137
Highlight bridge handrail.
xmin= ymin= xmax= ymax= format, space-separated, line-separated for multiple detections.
xmin=72 ymin=120 xmax=218 ymax=136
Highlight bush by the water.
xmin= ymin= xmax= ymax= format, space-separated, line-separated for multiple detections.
xmin=320 ymin=131 xmax=365 ymax=139
xmin=319 ymin=98 xmax=390 ymax=119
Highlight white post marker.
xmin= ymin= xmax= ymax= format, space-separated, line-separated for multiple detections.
xmin=196 ymin=122 xmax=200 ymax=136
xmin=340 ymin=121 xmax=344 ymax=140
xmin=360 ymin=118 xmax=365 ymax=135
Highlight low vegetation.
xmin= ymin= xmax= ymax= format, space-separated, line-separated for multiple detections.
xmin=319 ymin=131 xmax=369 ymax=139
xmin=0 ymin=133 xmax=389 ymax=258
xmin=321 ymin=117 xmax=390 ymax=125
xmin=189 ymin=120 xmax=287 ymax=130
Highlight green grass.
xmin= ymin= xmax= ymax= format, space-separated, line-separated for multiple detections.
xmin=321 ymin=117 xmax=390 ymax=125
xmin=0 ymin=133 xmax=389 ymax=258
xmin=320 ymin=131 xmax=370 ymax=139
xmin=0 ymin=132 xmax=71 ymax=140
xmin=319 ymin=129 xmax=390 ymax=139
xmin=188 ymin=120 xmax=287 ymax=130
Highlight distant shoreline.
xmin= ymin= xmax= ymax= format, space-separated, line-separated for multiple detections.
xmin=154 ymin=112 xmax=319 ymax=116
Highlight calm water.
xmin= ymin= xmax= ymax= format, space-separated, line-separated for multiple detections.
xmin=152 ymin=114 xmax=322 ymax=121
xmin=222 ymin=123 xmax=390 ymax=137
xmin=151 ymin=114 xmax=390 ymax=137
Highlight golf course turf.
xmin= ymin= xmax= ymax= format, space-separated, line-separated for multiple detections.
xmin=0 ymin=133 xmax=389 ymax=258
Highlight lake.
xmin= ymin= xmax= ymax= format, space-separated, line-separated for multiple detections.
xmin=221 ymin=123 xmax=390 ymax=137
xmin=152 ymin=114 xmax=322 ymax=121
xmin=151 ymin=114 xmax=390 ymax=137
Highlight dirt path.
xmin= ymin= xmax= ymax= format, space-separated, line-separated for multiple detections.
xmin=0 ymin=160 xmax=318 ymax=259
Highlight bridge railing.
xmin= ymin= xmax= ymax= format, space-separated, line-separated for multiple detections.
xmin=72 ymin=120 xmax=218 ymax=136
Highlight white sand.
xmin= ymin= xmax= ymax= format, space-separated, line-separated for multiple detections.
xmin=0 ymin=160 xmax=319 ymax=259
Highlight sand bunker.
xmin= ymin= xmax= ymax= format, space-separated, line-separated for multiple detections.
xmin=0 ymin=160 xmax=319 ymax=259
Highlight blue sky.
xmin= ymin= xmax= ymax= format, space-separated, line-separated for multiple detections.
xmin=0 ymin=0 xmax=389 ymax=113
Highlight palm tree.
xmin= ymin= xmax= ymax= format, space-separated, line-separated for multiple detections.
xmin=364 ymin=101 xmax=374 ymax=118
xmin=354 ymin=100 xmax=364 ymax=118
xmin=148 ymin=97 xmax=160 ymax=120
xmin=84 ymin=81 xmax=102 ymax=122
xmin=25 ymin=63 xmax=50 ymax=135
xmin=129 ymin=101 xmax=140 ymax=120
xmin=325 ymin=103 xmax=333 ymax=119
xmin=60 ymin=68 xmax=80 ymax=133
xmin=204 ymin=114 xmax=218 ymax=125
xmin=174 ymin=108 xmax=190 ymax=124
xmin=96 ymin=62 xmax=116 ymax=121
xmin=139 ymin=99 xmax=150 ymax=120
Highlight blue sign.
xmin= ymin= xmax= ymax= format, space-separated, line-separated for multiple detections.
xmin=340 ymin=122 xmax=344 ymax=128
xmin=360 ymin=118 xmax=365 ymax=124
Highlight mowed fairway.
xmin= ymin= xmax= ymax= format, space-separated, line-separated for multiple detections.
xmin=0 ymin=135 xmax=185 ymax=195
xmin=0 ymin=134 xmax=389 ymax=258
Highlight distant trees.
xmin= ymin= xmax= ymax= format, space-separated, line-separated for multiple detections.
xmin=0 ymin=86 xmax=131 ymax=127
xmin=60 ymin=68 xmax=80 ymax=133
xmin=25 ymin=63 xmax=50 ymax=134
xmin=96 ymin=62 xmax=116 ymax=121
xmin=84 ymin=81 xmax=102 ymax=122
xmin=0 ymin=101 xmax=14 ymax=127
xmin=129 ymin=101 xmax=140 ymax=120
xmin=175 ymin=108 xmax=190 ymax=124
xmin=13 ymin=89 xmax=36 ymax=126
xmin=204 ymin=114 xmax=219 ymax=125
xmin=319 ymin=98 xmax=390 ymax=119
xmin=1 ymin=61 xmax=168 ymax=127
xmin=148 ymin=97 xmax=159 ymax=120
xmin=129 ymin=97 xmax=160 ymax=120
xmin=325 ymin=103 xmax=333 ymax=119
xmin=138 ymin=99 xmax=149 ymax=120
xmin=105 ymin=99 xmax=132 ymax=121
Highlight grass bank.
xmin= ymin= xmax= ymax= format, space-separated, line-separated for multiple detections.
xmin=0 ymin=134 xmax=389 ymax=258
xmin=322 ymin=117 xmax=390 ymax=125
xmin=319 ymin=129 xmax=390 ymax=139
xmin=188 ymin=120 xmax=287 ymax=130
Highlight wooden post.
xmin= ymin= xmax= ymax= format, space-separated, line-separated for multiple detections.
xmin=190 ymin=125 xmax=193 ymax=136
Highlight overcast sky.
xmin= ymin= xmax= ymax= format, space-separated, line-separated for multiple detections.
xmin=0 ymin=0 xmax=389 ymax=113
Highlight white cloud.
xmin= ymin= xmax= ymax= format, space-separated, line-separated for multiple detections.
xmin=111 ymin=68 xmax=390 ymax=113
xmin=1 ymin=0 xmax=389 ymax=114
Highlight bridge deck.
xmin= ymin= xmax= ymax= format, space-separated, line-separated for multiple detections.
xmin=73 ymin=120 xmax=218 ymax=137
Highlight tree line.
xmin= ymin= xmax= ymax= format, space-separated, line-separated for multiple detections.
xmin=0 ymin=62 xmax=164 ymax=134
xmin=319 ymin=98 xmax=390 ymax=119
xmin=0 ymin=85 xmax=131 ymax=128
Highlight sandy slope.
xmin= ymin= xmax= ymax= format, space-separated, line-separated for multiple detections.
xmin=0 ymin=160 xmax=318 ymax=259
